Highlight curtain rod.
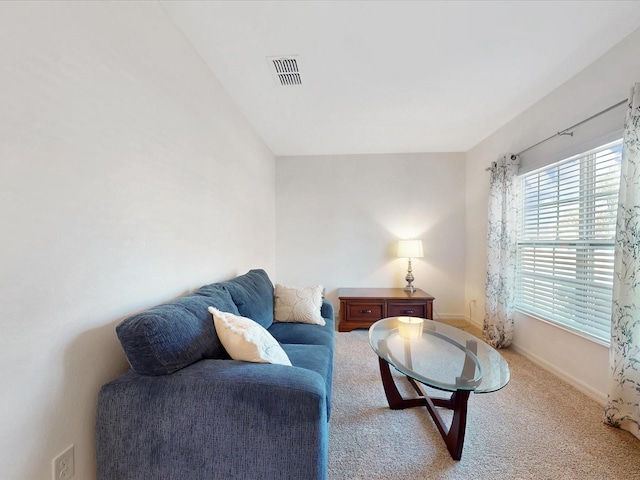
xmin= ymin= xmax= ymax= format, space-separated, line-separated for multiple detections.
xmin=516 ymin=98 xmax=627 ymax=156
xmin=485 ymin=98 xmax=628 ymax=170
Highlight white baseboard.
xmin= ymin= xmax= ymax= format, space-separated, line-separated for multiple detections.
xmin=433 ymin=313 xmax=466 ymax=321
xmin=467 ymin=316 xmax=483 ymax=329
xmin=337 ymin=309 xmax=606 ymax=404
xmin=510 ymin=343 xmax=607 ymax=405
xmin=461 ymin=315 xmax=607 ymax=405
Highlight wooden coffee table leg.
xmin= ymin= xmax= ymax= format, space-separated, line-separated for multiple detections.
xmin=378 ymin=358 xmax=471 ymax=460
xmin=378 ymin=357 xmax=426 ymax=409
xmin=440 ymin=389 xmax=471 ymax=460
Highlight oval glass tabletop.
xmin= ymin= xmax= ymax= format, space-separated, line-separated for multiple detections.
xmin=369 ymin=317 xmax=510 ymax=393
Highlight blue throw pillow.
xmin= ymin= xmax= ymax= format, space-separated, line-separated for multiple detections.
xmin=222 ymin=269 xmax=274 ymax=329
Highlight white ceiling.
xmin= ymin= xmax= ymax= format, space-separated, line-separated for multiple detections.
xmin=160 ymin=1 xmax=640 ymax=156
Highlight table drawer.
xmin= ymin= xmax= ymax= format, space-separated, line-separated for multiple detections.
xmin=387 ymin=302 xmax=426 ymax=318
xmin=346 ymin=302 xmax=384 ymax=321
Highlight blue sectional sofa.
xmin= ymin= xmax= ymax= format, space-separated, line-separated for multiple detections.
xmin=95 ymin=269 xmax=334 ymax=480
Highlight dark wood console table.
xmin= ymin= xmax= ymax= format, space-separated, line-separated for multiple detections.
xmin=338 ymin=288 xmax=434 ymax=332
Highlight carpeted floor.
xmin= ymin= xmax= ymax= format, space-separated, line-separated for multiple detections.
xmin=328 ymin=330 xmax=640 ymax=480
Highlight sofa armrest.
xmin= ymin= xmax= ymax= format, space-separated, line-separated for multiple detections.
xmin=96 ymin=360 xmax=328 ymax=480
xmin=321 ymin=300 xmax=334 ymax=321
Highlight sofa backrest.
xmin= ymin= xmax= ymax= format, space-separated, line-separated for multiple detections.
xmin=221 ymin=269 xmax=275 ymax=329
xmin=116 ymin=269 xmax=275 ymax=375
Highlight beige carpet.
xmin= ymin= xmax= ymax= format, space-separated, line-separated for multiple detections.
xmin=328 ymin=330 xmax=640 ymax=479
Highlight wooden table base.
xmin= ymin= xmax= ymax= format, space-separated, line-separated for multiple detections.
xmin=378 ymin=357 xmax=471 ymax=460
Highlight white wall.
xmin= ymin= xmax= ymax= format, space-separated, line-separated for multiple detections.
xmin=275 ymin=152 xmax=466 ymax=320
xmin=0 ymin=2 xmax=275 ymax=479
xmin=465 ymin=27 xmax=640 ymax=403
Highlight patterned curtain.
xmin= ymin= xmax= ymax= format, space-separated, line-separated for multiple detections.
xmin=483 ymin=154 xmax=520 ymax=348
xmin=605 ymin=83 xmax=640 ymax=439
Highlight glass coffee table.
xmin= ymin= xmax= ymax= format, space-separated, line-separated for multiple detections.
xmin=369 ymin=317 xmax=510 ymax=460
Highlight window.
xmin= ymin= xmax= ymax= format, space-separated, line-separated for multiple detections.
xmin=515 ymin=139 xmax=622 ymax=344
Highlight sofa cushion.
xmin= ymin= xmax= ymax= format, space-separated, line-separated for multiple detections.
xmin=222 ymin=269 xmax=274 ymax=329
xmin=193 ymin=284 xmax=241 ymax=315
xmin=274 ymin=284 xmax=325 ymax=325
xmin=282 ymin=343 xmax=334 ymax=418
xmin=268 ymin=320 xmax=334 ymax=349
xmin=209 ymin=307 xmax=291 ymax=366
xmin=117 ymin=285 xmax=236 ymax=375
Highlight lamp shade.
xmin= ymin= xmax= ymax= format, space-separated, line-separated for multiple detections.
xmin=397 ymin=239 xmax=423 ymax=259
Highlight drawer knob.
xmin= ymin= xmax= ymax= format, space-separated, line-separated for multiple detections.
xmin=360 ymin=309 xmax=372 ymax=314
xmin=401 ymin=310 xmax=414 ymax=314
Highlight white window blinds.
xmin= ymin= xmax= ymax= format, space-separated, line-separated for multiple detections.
xmin=515 ymin=139 xmax=622 ymax=343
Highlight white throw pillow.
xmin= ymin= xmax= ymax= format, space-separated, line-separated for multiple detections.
xmin=274 ymin=284 xmax=325 ymax=325
xmin=208 ymin=307 xmax=291 ymax=366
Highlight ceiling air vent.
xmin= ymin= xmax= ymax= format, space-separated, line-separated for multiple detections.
xmin=267 ymin=56 xmax=302 ymax=86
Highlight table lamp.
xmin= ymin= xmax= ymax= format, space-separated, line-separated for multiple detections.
xmin=397 ymin=239 xmax=423 ymax=293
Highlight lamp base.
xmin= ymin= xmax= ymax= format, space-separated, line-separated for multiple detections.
xmin=404 ymin=258 xmax=416 ymax=293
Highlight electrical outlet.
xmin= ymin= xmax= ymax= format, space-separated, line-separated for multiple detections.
xmin=52 ymin=445 xmax=75 ymax=480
